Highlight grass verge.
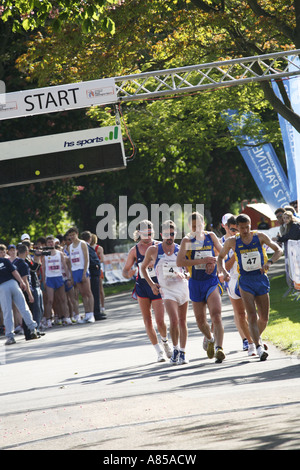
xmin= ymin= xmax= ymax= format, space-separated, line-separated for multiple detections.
xmin=104 ymin=280 xmax=135 ymax=297
xmin=263 ymin=274 xmax=300 ymax=356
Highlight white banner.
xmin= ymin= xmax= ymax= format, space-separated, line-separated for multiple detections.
xmin=103 ymin=253 xmax=134 ymax=285
xmin=0 ymin=125 xmax=124 ymax=161
xmin=0 ymin=78 xmax=116 ymax=120
xmin=287 ymin=240 xmax=300 ymax=285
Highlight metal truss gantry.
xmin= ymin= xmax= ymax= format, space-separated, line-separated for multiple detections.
xmin=114 ymin=49 xmax=300 ymax=102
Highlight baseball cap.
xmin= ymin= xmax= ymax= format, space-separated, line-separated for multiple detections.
xmin=222 ymin=213 xmax=234 ymax=226
xmin=21 ymin=233 xmax=30 ymax=241
xmin=8 ymin=244 xmax=16 ymax=249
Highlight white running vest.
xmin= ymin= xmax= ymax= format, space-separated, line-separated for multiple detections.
xmin=44 ymin=251 xmax=63 ymax=278
xmin=69 ymin=241 xmax=87 ymax=271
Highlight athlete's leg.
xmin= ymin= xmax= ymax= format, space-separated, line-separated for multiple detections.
xmin=77 ymin=276 xmax=94 ymax=313
xmin=152 ymin=298 xmax=168 ymax=339
xmin=138 ymin=296 xmax=159 ymax=345
xmin=178 ymin=301 xmax=188 ymax=349
xmin=192 ymin=301 xmax=212 ymax=340
xmin=239 ymin=287 xmax=260 ymax=346
xmin=163 ymin=299 xmax=179 ymax=347
xmin=207 ymin=288 xmax=223 ymax=348
xmin=255 ymin=293 xmax=270 ymax=336
xmin=230 ymin=297 xmax=253 ymax=343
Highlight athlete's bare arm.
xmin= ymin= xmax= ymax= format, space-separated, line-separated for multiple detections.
xmin=122 ymin=246 xmax=137 ymax=279
xmin=258 ymin=232 xmax=283 ymax=273
xmin=140 ymin=245 xmax=159 ymax=291
xmin=217 ymin=237 xmax=236 ymax=281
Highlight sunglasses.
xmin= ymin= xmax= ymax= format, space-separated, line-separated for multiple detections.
xmin=162 ymin=232 xmax=176 ymax=237
xmin=229 ymin=228 xmax=238 ymax=232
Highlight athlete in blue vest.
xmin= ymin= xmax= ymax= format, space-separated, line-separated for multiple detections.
xmin=176 ymin=211 xmax=225 ymax=363
xmin=122 ymin=220 xmax=171 ymax=362
xmin=218 ymin=214 xmax=283 ymax=361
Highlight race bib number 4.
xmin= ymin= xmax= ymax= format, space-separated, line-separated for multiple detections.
xmin=241 ymin=251 xmax=262 ymax=272
xmin=162 ymin=260 xmax=180 ymax=278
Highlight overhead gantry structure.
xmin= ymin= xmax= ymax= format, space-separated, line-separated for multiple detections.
xmin=0 ymin=49 xmax=299 ymax=187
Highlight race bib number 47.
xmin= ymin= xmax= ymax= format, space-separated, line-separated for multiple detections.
xmin=241 ymin=251 xmax=262 ymax=272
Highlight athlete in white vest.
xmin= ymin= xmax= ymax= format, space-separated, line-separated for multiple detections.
xmin=67 ymin=226 xmax=94 ymax=323
xmin=42 ymin=235 xmax=71 ymax=325
xmin=141 ymin=220 xmax=189 ymax=365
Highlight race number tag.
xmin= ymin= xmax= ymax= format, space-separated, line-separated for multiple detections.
xmin=241 ymin=251 xmax=262 ymax=272
xmin=162 ymin=260 xmax=179 ymax=278
xmin=138 ymin=262 xmax=156 ymax=279
xmin=194 ymin=250 xmax=212 ymax=270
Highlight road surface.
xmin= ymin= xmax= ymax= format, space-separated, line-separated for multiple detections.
xmin=1 ymin=265 xmax=300 ymax=451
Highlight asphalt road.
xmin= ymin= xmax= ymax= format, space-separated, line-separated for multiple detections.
xmin=1 ymin=262 xmax=300 ymax=451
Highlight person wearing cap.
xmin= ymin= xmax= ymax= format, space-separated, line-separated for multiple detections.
xmin=0 ymin=253 xmax=38 ymax=345
xmin=176 ymin=211 xmax=226 ymax=364
xmin=220 ymin=214 xmax=255 ymax=356
xmin=21 ymin=233 xmax=30 ymax=242
xmin=218 ymin=214 xmax=283 ymax=361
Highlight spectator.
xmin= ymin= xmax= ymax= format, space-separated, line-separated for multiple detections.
xmin=90 ymin=233 xmax=106 ymax=317
xmin=1 ymin=246 xmax=38 ymax=344
xmin=13 ymin=244 xmax=36 ymax=340
xmin=273 ymin=208 xmax=285 ymax=241
xmin=0 ymin=244 xmax=8 ymax=258
xmin=22 ymin=240 xmax=44 ymax=330
xmin=276 ymin=211 xmax=300 ymax=243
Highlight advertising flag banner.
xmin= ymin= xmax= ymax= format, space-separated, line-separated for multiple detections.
xmin=225 ymin=110 xmax=291 ymax=211
xmin=287 ymin=55 xmax=300 ymax=204
xmin=271 ymin=79 xmax=297 ymax=201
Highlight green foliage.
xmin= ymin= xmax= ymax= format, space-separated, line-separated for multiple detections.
xmin=0 ymin=0 xmax=117 ymax=34
xmin=0 ymin=0 xmax=297 ymax=243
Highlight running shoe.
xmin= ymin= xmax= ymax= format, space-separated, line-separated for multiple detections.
xmin=203 ymin=336 xmax=208 ymax=351
xmin=248 ymin=343 xmax=256 ymax=356
xmin=157 ymin=350 xmax=166 ymax=362
xmin=257 ymin=345 xmax=268 ymax=361
xmin=5 ymin=337 xmax=16 ymax=345
xmin=207 ymin=338 xmax=215 ymax=359
xmin=170 ymin=348 xmax=179 ymax=365
xmin=63 ymin=317 xmax=73 ymax=325
xmin=215 ymin=346 xmax=225 ymax=363
xmin=161 ymin=340 xmax=172 ymax=358
xmin=243 ymin=338 xmax=249 ymax=351
xmin=178 ymin=350 xmax=189 ymax=365
xmin=86 ymin=313 xmax=95 ymax=323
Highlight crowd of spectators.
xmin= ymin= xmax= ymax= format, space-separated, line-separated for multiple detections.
xmin=0 ymin=228 xmax=106 ymax=344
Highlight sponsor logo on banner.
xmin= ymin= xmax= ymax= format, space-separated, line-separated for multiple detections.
xmin=225 ymin=109 xmax=291 ymax=211
xmin=271 ymin=79 xmax=297 ymax=201
xmin=0 ymin=78 xmax=116 ymax=120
